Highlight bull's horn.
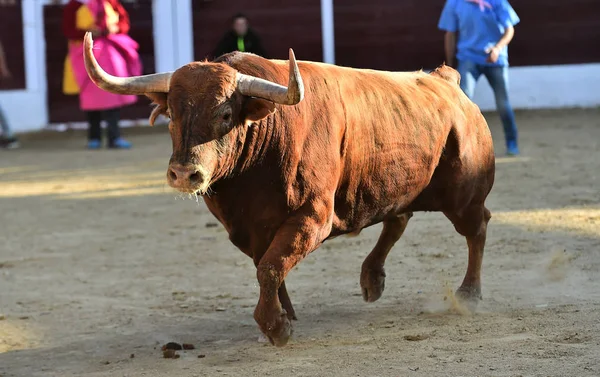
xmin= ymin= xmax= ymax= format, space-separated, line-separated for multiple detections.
xmin=236 ymin=48 xmax=304 ymax=105
xmin=83 ymin=32 xmax=172 ymax=94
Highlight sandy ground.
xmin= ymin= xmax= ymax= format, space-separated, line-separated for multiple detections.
xmin=1 ymin=108 xmax=599 ymax=377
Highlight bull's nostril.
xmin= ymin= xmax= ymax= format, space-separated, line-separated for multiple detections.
xmin=189 ymin=172 xmax=201 ymax=184
xmin=168 ymin=169 xmax=178 ymax=182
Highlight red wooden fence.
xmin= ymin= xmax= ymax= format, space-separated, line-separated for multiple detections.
xmin=0 ymin=0 xmax=26 ymax=90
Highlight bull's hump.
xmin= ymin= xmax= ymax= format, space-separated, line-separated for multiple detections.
xmin=429 ymin=65 xmax=461 ymax=85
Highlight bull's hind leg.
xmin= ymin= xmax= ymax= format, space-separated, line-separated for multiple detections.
xmin=445 ymin=205 xmax=491 ymax=308
xmin=361 ymin=212 xmax=413 ymax=302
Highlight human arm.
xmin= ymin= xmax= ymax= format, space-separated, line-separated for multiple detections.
xmin=444 ymin=31 xmax=457 ymax=67
xmin=254 ymin=40 xmax=267 ymax=58
xmin=438 ymin=0 xmax=458 ymax=67
xmin=251 ymin=32 xmax=267 ymax=57
xmin=486 ymin=0 xmax=519 ymax=63
xmin=486 ymin=26 xmax=514 ymax=63
xmin=0 ymin=40 xmax=11 ymax=79
xmin=487 ymin=0 xmax=519 ymax=63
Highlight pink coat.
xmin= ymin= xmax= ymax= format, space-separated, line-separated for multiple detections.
xmin=68 ymin=33 xmax=141 ymax=111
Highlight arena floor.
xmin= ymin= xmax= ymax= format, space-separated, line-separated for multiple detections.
xmin=1 ymin=108 xmax=599 ymax=376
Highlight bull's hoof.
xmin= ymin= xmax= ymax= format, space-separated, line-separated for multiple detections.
xmin=360 ymin=267 xmax=386 ymax=303
xmin=258 ymin=311 xmax=293 ymax=347
xmin=455 ymin=285 xmax=482 ymax=312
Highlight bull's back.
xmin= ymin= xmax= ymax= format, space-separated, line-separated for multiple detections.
xmin=222 ymin=54 xmax=492 ymax=234
xmin=301 ymin=64 xmax=492 ymax=234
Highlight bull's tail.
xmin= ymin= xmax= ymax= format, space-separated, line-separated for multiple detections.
xmin=430 ymin=64 xmax=461 ymax=85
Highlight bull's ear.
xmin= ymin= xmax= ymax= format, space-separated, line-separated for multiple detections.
xmin=145 ymin=93 xmax=168 ymax=126
xmin=242 ymin=98 xmax=276 ymax=126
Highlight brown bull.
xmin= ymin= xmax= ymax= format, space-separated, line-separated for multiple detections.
xmin=83 ymin=32 xmax=495 ymax=347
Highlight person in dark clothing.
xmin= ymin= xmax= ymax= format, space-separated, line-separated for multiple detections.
xmin=0 ymin=39 xmax=19 ymax=149
xmin=213 ymin=13 xmax=266 ymax=58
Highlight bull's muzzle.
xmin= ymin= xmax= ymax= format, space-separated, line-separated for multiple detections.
xmin=167 ymin=164 xmax=207 ymax=193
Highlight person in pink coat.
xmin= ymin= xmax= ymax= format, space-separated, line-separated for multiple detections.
xmin=62 ymin=0 xmax=141 ymax=149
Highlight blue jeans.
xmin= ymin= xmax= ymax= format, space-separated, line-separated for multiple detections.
xmin=457 ymin=60 xmax=518 ymax=146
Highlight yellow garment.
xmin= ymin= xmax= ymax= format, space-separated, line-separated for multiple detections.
xmin=62 ymin=2 xmax=118 ymax=95
xmin=62 ymin=4 xmax=95 ymax=94
xmin=62 ymin=55 xmax=79 ymax=95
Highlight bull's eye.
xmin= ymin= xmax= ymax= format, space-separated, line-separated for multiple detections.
xmin=222 ymin=113 xmax=231 ymax=121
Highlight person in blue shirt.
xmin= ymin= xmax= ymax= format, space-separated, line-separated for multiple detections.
xmin=438 ymin=0 xmax=520 ymax=156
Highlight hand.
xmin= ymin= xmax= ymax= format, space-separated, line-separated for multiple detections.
xmin=486 ymin=46 xmax=500 ymax=64
xmin=88 ymin=27 xmax=102 ymax=38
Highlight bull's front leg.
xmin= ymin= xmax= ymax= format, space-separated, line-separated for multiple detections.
xmin=278 ymin=281 xmax=297 ymax=320
xmin=254 ymin=201 xmax=332 ymax=347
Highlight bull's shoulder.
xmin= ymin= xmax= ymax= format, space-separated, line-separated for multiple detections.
xmin=429 ymin=64 xmax=461 ymax=85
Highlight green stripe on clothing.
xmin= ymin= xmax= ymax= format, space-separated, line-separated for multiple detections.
xmin=237 ymin=37 xmax=245 ymax=52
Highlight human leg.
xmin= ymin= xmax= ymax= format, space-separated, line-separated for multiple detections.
xmin=104 ymin=108 xmax=131 ymax=149
xmin=0 ymin=103 xmax=14 ymax=138
xmin=483 ymin=65 xmax=519 ymax=155
xmin=0 ymin=105 xmax=18 ymax=149
xmin=86 ymin=110 xmax=103 ymax=149
xmin=0 ymin=103 xmax=19 ymax=148
xmin=457 ymin=59 xmax=481 ymax=100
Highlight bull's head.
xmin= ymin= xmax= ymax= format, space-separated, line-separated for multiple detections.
xmin=82 ymin=32 xmax=303 ymax=194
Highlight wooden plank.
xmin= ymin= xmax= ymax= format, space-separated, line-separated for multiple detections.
xmin=0 ymin=0 xmax=26 ymax=90
xmin=334 ymin=0 xmax=444 ymax=70
xmin=44 ymin=0 xmax=154 ymax=124
xmin=509 ymin=0 xmax=600 ymax=66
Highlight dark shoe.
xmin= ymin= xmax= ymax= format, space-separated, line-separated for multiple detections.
xmin=1 ymin=137 xmax=19 ymax=149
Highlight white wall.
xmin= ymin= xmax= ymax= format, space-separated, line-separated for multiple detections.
xmin=0 ymin=0 xmax=48 ymax=133
xmin=152 ymin=0 xmax=193 ymax=72
xmin=320 ymin=0 xmax=335 ymax=64
xmin=473 ymin=63 xmax=600 ymax=111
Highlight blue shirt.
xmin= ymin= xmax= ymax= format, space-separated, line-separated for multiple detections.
xmin=438 ymin=0 xmax=520 ymax=66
